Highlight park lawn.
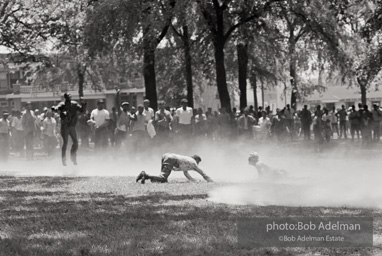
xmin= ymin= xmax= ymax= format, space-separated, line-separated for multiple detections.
xmin=0 ymin=176 xmax=381 ymax=256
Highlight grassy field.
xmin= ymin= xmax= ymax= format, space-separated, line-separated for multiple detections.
xmin=0 ymin=176 xmax=381 ymax=256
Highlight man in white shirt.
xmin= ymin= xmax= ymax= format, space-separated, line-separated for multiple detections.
xmin=90 ymin=100 xmax=110 ymax=150
xmin=175 ymin=99 xmax=193 ymax=138
xmin=143 ymin=99 xmax=154 ymax=122
xmin=136 ymin=153 xmax=213 ymax=183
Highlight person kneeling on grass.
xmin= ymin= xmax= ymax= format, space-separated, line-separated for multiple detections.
xmin=248 ymin=152 xmax=287 ymax=181
xmin=136 ymin=153 xmax=213 ymax=184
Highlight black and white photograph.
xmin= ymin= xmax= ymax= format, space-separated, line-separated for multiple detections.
xmin=0 ymin=0 xmax=382 ymax=255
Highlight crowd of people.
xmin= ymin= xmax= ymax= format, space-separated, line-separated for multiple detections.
xmin=0 ymin=92 xmax=381 ymax=163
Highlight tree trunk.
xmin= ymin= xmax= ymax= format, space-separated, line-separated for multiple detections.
xmin=289 ymin=38 xmax=297 ymax=110
xmin=77 ymin=64 xmax=86 ymax=98
xmin=214 ymin=41 xmax=231 ymax=111
xmin=183 ymin=25 xmax=194 ymax=108
xmin=143 ymin=38 xmax=158 ymax=111
xmin=237 ymin=43 xmax=248 ymax=110
xmin=357 ymin=77 xmax=367 ymax=105
xmin=250 ymin=70 xmax=258 ymax=113
xmin=261 ymin=79 xmax=265 ymax=108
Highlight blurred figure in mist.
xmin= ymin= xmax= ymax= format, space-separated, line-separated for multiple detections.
xmin=115 ymin=102 xmax=132 ymax=149
xmin=54 ymin=93 xmax=86 ymax=166
xmin=348 ymin=105 xmax=360 ymax=141
xmin=42 ymin=110 xmax=58 ymax=157
xmin=90 ymin=100 xmax=110 ymax=151
xmin=253 ymin=111 xmax=271 ymax=141
xmin=271 ymin=109 xmax=287 ymax=141
xmin=237 ymin=107 xmax=256 ymax=140
xmin=284 ymin=104 xmax=295 ymax=139
xmin=299 ymin=105 xmax=312 ymax=140
xmin=218 ymin=107 xmax=231 ymax=140
xmin=130 ymin=105 xmax=147 ymax=155
xmin=205 ymin=107 xmax=214 ymax=139
xmin=293 ymin=112 xmax=301 ymax=138
xmin=78 ymin=110 xmax=91 ymax=148
xmin=321 ymin=108 xmax=332 ymax=142
xmin=361 ymin=105 xmax=373 ymax=145
xmin=155 ymin=100 xmax=173 ymax=144
xmin=22 ymin=102 xmax=36 ymax=161
xmin=336 ymin=105 xmax=348 ymax=139
xmin=175 ymin=99 xmax=193 ymax=141
xmin=313 ymin=106 xmax=324 ymax=151
xmin=10 ymin=110 xmax=24 ymax=157
xmin=194 ymin=108 xmax=207 ymax=139
xmin=109 ymin=107 xmax=118 ymax=147
xmin=0 ymin=111 xmax=10 ymax=162
xmin=371 ymin=104 xmax=382 ymax=142
xmin=248 ymin=152 xmax=287 ymax=181
xmin=329 ymin=106 xmax=339 ymax=138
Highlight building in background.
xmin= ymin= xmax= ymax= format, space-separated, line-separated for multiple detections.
xmin=0 ymin=57 xmax=145 ymax=113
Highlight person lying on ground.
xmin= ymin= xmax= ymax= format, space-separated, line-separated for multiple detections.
xmin=136 ymin=153 xmax=213 ymax=184
xmin=248 ymin=152 xmax=287 ymax=181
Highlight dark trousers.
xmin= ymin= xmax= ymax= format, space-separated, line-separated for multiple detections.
xmin=339 ymin=121 xmax=347 ymax=138
xmin=94 ymin=127 xmax=108 ymax=150
xmin=61 ymin=125 xmax=78 ymax=161
xmin=0 ymin=133 xmax=10 ymax=161
xmin=373 ymin=121 xmax=381 ymax=141
xmin=24 ymin=131 xmax=34 ymax=160
xmin=302 ymin=123 xmax=310 ymax=140
xmin=146 ymin=164 xmax=172 ymax=183
xmin=350 ymin=123 xmax=360 ymax=139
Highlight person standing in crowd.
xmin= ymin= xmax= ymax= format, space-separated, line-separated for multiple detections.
xmin=237 ymin=107 xmax=256 ymax=139
xmin=205 ymin=107 xmax=214 ymax=139
xmin=218 ymin=107 xmax=231 ymax=140
xmin=336 ymin=105 xmax=348 ymax=139
xmin=109 ymin=107 xmax=118 ymax=147
xmin=361 ymin=105 xmax=373 ymax=145
xmin=371 ymin=104 xmax=382 ymax=142
xmin=115 ymin=102 xmax=132 ymax=149
xmin=175 ymin=99 xmax=193 ymax=139
xmin=22 ymin=102 xmax=36 ymax=161
xmin=284 ymin=104 xmax=295 ymax=139
xmin=271 ymin=109 xmax=287 ymax=141
xmin=155 ymin=100 xmax=172 ymax=142
xmin=0 ymin=111 xmax=10 ymax=162
xmin=143 ymin=99 xmax=155 ymax=122
xmin=328 ymin=107 xmax=338 ymax=139
xmin=90 ymin=100 xmax=110 ymax=151
xmin=130 ymin=104 xmax=147 ymax=154
xmin=300 ymin=105 xmax=312 ymax=140
xmin=194 ymin=108 xmax=207 ymax=138
xmin=10 ymin=110 xmax=24 ymax=156
xmin=253 ymin=111 xmax=271 ymax=141
xmin=53 ymin=93 xmax=86 ymax=166
xmin=78 ymin=110 xmax=91 ymax=148
xmin=321 ymin=108 xmax=332 ymax=142
xmin=349 ymin=105 xmax=360 ymax=141
xmin=42 ymin=110 xmax=57 ymax=157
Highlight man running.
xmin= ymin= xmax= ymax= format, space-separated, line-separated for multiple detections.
xmin=136 ymin=153 xmax=213 ymax=183
xmin=53 ymin=93 xmax=86 ymax=166
xmin=248 ymin=152 xmax=287 ymax=181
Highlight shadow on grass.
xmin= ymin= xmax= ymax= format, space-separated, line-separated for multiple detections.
xmin=0 ymin=177 xmax=380 ymax=256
